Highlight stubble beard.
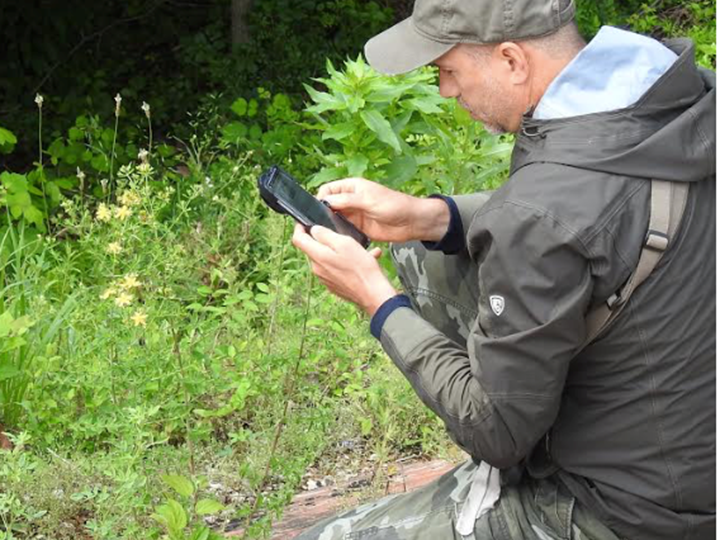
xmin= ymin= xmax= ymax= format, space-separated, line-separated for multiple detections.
xmin=458 ymin=69 xmax=512 ymax=135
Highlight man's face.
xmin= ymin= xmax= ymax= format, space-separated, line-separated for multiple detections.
xmin=435 ymin=45 xmax=524 ymax=135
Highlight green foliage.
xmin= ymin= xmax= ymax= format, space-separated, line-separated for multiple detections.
xmin=151 ymin=475 xmax=225 ymax=540
xmin=0 ymin=126 xmax=17 ymax=155
xmin=1 ymin=4 xmax=713 ymax=537
xmin=626 ymin=1 xmax=716 ymax=68
xmin=575 ymin=0 xmax=716 ymax=69
xmin=303 ymin=56 xmax=512 ymax=195
xmin=0 ymin=224 xmax=75 ymax=430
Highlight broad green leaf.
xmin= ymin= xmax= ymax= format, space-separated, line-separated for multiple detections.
xmin=321 ymin=122 xmax=355 ymax=142
xmin=365 ymin=82 xmax=415 ymax=103
xmin=308 ymin=166 xmax=345 ymax=188
xmin=161 ymin=474 xmax=195 ymax=498
xmin=248 ymin=124 xmax=263 ymax=140
xmin=151 ymin=499 xmax=187 ymax=535
xmin=346 ymin=155 xmax=369 ymax=178
xmin=68 ymin=126 xmax=83 ymax=141
xmin=46 ymin=181 xmax=61 ymax=204
xmin=384 ymin=154 xmax=418 ymax=186
xmin=9 ymin=315 xmax=33 ymax=335
xmin=221 ymin=122 xmax=247 ymax=143
xmin=405 ymin=97 xmax=444 ymax=115
xmin=195 ymin=499 xmax=224 ymax=515
xmin=0 ymin=127 xmax=16 ymax=145
xmin=90 ymin=154 xmax=109 ymax=173
xmin=230 ymin=98 xmax=248 ymax=117
xmin=189 ymin=527 xmax=211 ymax=540
xmin=0 ymin=311 xmax=14 ymax=337
xmin=303 ymin=84 xmax=344 ymax=113
xmin=1 ymin=172 xmax=27 ymax=192
xmin=197 ymin=286 xmax=213 ymax=297
xmin=8 ymin=190 xmax=31 ymax=210
xmin=360 ymin=110 xmax=401 ymax=154
xmin=0 ymin=364 xmax=21 ymax=381
xmin=23 ymin=205 xmax=44 ymax=227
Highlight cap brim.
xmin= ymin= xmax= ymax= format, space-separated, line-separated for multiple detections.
xmin=364 ymin=17 xmax=454 ymax=75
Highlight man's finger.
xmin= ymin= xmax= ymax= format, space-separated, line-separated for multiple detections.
xmin=292 ymin=224 xmax=335 ymax=260
xmin=317 ymin=179 xmax=354 ymax=200
xmin=309 ymin=225 xmax=350 ymax=250
xmin=317 ymin=178 xmax=365 ymax=199
xmin=369 ymin=247 xmax=382 ymax=259
xmin=322 ymin=193 xmax=360 ymax=211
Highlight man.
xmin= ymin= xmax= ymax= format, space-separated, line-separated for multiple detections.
xmin=292 ymin=0 xmax=716 ymax=538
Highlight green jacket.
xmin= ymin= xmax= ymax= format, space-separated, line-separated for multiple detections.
xmin=377 ymin=39 xmax=715 ymax=540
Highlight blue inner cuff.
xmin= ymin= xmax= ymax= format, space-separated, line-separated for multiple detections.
xmin=370 ymin=294 xmax=414 ymax=340
xmin=421 ymin=195 xmax=465 ymax=254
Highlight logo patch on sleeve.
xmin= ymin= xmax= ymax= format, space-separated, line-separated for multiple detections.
xmin=489 ymin=295 xmax=505 ymax=316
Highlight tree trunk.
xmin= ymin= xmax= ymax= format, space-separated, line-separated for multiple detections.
xmin=231 ymin=0 xmax=254 ymax=47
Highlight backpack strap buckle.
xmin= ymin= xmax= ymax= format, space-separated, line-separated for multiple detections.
xmin=646 ymin=230 xmax=669 ymax=251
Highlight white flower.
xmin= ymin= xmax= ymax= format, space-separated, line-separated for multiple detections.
xmin=138 ymin=148 xmax=149 ymax=163
xmin=141 ymin=101 xmax=151 ymax=119
xmin=76 ymin=167 xmax=85 ymax=182
xmin=106 ymin=242 xmax=122 ymax=255
xmin=130 ymin=309 xmax=147 ymax=327
xmin=114 ymin=292 xmax=133 ymax=307
xmin=34 ymin=94 xmax=44 ymax=109
xmin=114 ymin=205 xmax=132 ymax=221
xmin=114 ymin=93 xmax=122 ymax=117
xmin=100 ymin=178 xmax=109 ymax=194
xmin=96 ymin=203 xmax=112 ymax=222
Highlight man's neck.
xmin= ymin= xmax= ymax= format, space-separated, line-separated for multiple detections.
xmin=528 ymin=48 xmax=584 ymax=112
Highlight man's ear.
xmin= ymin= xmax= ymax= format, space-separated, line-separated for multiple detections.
xmin=494 ymin=42 xmax=530 ymax=85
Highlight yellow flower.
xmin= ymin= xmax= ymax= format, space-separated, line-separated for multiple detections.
xmin=114 ymin=292 xmax=133 ymax=307
xmin=115 ymin=205 xmax=132 ymax=221
xmin=130 ymin=310 xmax=147 ymax=327
xmin=100 ymin=287 xmax=116 ymax=300
xmin=120 ymin=273 xmax=141 ymax=289
xmin=106 ymin=242 xmax=123 ymax=255
xmin=96 ymin=203 xmax=112 ymax=222
xmin=119 ymin=190 xmax=141 ymax=207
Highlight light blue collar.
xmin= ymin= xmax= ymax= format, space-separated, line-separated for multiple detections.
xmin=533 ymin=26 xmax=678 ymax=120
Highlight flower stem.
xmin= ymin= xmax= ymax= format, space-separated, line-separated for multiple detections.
xmin=109 ymin=113 xmax=119 ymax=200
xmin=38 ymin=106 xmax=50 ymax=233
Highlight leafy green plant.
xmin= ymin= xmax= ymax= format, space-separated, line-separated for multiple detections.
xmin=303 ymin=56 xmax=512 ymax=196
xmin=0 ymin=125 xmax=17 ymax=156
xmin=0 ymin=223 xmax=75 ymax=431
xmin=151 ymin=474 xmax=225 ymax=540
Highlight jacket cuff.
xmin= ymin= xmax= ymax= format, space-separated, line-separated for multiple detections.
xmin=370 ymin=294 xmax=414 ymax=340
xmin=421 ymin=195 xmax=465 ymax=254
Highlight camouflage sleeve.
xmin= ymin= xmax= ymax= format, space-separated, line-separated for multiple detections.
xmin=378 ymin=201 xmax=592 ymax=468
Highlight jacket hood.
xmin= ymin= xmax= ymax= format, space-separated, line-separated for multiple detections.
xmin=512 ymin=39 xmax=716 ymax=183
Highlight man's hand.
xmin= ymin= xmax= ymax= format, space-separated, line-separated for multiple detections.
xmin=317 ymin=178 xmax=450 ymax=243
xmin=292 ymin=224 xmax=397 ymax=316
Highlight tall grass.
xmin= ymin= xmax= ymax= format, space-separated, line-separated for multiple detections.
xmin=0 ymin=221 xmax=75 ymax=431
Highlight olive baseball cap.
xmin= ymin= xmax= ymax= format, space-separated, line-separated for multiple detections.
xmin=365 ymin=0 xmax=576 ymax=75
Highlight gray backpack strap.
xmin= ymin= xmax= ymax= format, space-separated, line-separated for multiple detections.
xmin=584 ymin=180 xmax=689 ymax=347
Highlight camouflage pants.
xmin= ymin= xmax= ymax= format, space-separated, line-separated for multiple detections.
xmin=297 ymin=242 xmax=621 ymax=540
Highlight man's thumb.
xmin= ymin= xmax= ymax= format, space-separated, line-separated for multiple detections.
xmin=310 ymin=225 xmax=339 ymax=246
